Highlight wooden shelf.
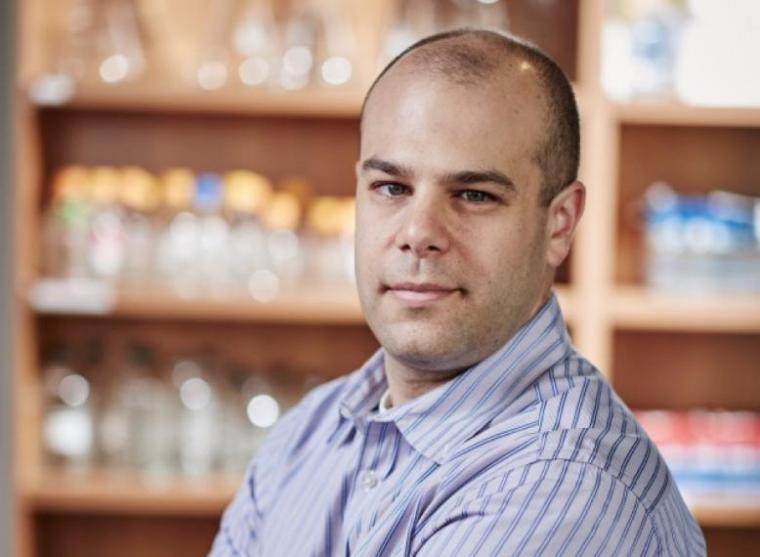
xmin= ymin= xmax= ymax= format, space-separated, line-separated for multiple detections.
xmin=27 ymin=279 xmax=366 ymax=324
xmin=23 ymin=468 xmax=760 ymax=529
xmin=610 ymin=286 xmax=760 ymax=333
xmin=32 ymin=80 xmax=589 ymax=120
xmin=22 ymin=469 xmax=237 ymax=516
xmin=613 ymin=99 xmax=760 ymax=128
xmin=32 ymin=81 xmax=367 ymax=118
xmin=688 ymin=495 xmax=760 ymax=528
xmin=27 ymin=279 xmax=576 ymax=327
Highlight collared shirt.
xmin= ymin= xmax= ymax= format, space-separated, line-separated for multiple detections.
xmin=209 ymin=293 xmax=705 ymax=556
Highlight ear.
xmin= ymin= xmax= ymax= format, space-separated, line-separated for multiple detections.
xmin=545 ymin=181 xmax=585 ymax=268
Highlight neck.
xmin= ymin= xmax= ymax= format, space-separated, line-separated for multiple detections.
xmin=383 ymin=356 xmax=465 ymax=408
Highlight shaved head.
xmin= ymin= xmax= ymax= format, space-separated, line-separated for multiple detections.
xmin=361 ymin=29 xmax=580 ymax=206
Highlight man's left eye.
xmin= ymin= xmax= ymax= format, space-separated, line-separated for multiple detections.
xmin=459 ymin=190 xmax=496 ymax=203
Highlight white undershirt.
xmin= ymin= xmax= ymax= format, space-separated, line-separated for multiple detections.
xmin=378 ymin=389 xmax=393 ymax=413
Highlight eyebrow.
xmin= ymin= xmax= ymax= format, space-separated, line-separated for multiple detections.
xmin=443 ymin=170 xmax=516 ymax=193
xmin=361 ymin=157 xmax=413 ymax=177
xmin=361 ymin=157 xmax=516 ymax=193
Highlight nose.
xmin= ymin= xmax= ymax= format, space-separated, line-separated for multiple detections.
xmin=395 ymin=191 xmax=451 ymax=258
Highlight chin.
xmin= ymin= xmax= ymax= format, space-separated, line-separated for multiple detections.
xmin=376 ymin=325 xmax=475 ymax=373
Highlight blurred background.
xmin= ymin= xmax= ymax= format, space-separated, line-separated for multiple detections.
xmin=3 ymin=0 xmax=760 ymax=556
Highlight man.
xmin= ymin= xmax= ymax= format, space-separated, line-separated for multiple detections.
xmin=210 ymin=29 xmax=705 ymax=556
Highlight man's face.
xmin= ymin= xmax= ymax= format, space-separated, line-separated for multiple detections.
xmin=355 ymin=64 xmax=553 ymax=375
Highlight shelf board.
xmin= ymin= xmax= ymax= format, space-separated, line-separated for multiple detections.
xmin=610 ymin=286 xmax=760 ymax=333
xmin=32 ymin=80 xmax=366 ymax=118
xmin=27 ymin=279 xmax=366 ymax=324
xmin=22 ymin=470 xmax=760 ymax=527
xmin=27 ymin=279 xmax=576 ymax=326
xmin=687 ymin=494 xmax=760 ymax=528
xmin=613 ymin=99 xmax=760 ymax=128
xmin=31 ymin=80 xmax=587 ymax=120
xmin=23 ymin=469 xmax=238 ymax=516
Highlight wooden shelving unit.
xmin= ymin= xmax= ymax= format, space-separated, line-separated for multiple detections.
xmin=25 ymin=282 xmax=576 ymax=326
xmin=613 ymin=100 xmax=760 ymax=128
xmin=58 ymin=82 xmax=366 ymax=117
xmin=22 ymin=470 xmax=237 ymax=517
xmin=27 ymin=280 xmax=367 ymax=324
xmin=689 ymin=497 xmax=760 ymax=529
xmin=10 ymin=1 xmax=760 ymax=556
xmin=610 ymin=286 xmax=760 ymax=333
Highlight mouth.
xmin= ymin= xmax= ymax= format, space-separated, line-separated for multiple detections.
xmin=382 ymin=282 xmax=463 ymax=306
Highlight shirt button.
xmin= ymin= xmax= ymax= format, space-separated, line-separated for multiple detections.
xmin=360 ymin=470 xmax=378 ymax=491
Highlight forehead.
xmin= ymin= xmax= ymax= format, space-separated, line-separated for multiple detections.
xmin=360 ymin=63 xmax=547 ymax=168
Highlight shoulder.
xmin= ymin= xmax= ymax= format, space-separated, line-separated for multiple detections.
xmin=420 ymin=353 xmax=704 ymax=554
xmin=535 ymin=359 xmax=664 ymax=510
xmin=532 ymin=355 xmax=705 ymax=554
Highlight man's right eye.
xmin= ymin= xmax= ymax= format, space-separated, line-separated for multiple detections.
xmin=374 ymin=183 xmax=409 ymax=197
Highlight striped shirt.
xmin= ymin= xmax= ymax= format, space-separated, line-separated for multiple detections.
xmin=210 ymin=292 xmax=705 ymax=556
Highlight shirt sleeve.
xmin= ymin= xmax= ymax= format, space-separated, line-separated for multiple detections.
xmin=413 ymin=461 xmax=662 ymax=557
xmin=208 ymin=461 xmax=260 ymax=557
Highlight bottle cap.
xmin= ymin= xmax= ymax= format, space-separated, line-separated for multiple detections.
xmin=223 ymin=170 xmax=273 ymax=214
xmin=122 ymin=166 xmax=160 ymax=212
xmin=161 ymin=168 xmax=196 ymax=210
xmin=90 ymin=166 xmax=122 ymax=205
xmin=194 ymin=172 xmax=223 ymax=212
xmin=262 ymin=191 xmax=301 ymax=230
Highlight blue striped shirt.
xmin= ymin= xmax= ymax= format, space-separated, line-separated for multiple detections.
xmin=210 ymin=292 xmax=705 ymax=556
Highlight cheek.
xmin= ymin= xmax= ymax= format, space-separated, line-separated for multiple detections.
xmin=354 ymin=208 xmax=385 ymax=275
xmin=355 ymin=201 xmax=397 ymax=252
xmin=466 ymin=222 xmax=543 ymax=283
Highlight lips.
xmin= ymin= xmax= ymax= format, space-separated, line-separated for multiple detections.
xmin=383 ymin=282 xmax=461 ymax=306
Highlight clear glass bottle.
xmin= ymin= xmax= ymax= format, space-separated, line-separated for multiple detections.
xmin=87 ymin=166 xmax=127 ymax=283
xmin=219 ymin=366 xmax=254 ymax=476
xmin=304 ymin=196 xmax=355 ymax=288
xmin=239 ymin=374 xmax=281 ymax=466
xmin=41 ymin=343 xmax=95 ymax=471
xmin=42 ymin=166 xmax=94 ymax=280
xmin=120 ymin=166 xmax=161 ymax=293
xmin=278 ymin=3 xmax=319 ymax=90
xmin=119 ymin=343 xmax=175 ymax=477
xmin=223 ymin=170 xmax=272 ymax=296
xmin=173 ymin=352 xmax=220 ymax=476
xmin=194 ymin=173 xmax=231 ymax=297
xmin=259 ymin=190 xmax=304 ymax=297
xmin=233 ymin=0 xmax=280 ymax=88
xmin=155 ymin=168 xmax=198 ymax=296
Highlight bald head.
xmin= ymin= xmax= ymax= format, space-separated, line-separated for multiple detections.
xmin=361 ymin=29 xmax=580 ymax=206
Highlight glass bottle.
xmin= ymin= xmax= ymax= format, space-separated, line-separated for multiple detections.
xmin=223 ymin=170 xmax=272 ymax=296
xmin=174 ymin=352 xmax=220 ymax=476
xmin=194 ymin=172 xmax=231 ymax=298
xmin=233 ymin=0 xmax=280 ymax=88
xmin=41 ymin=343 xmax=95 ymax=471
xmin=278 ymin=1 xmax=319 ymax=90
xmin=155 ymin=168 xmax=198 ymax=296
xmin=304 ymin=196 xmax=355 ymax=288
xmin=42 ymin=166 xmax=93 ymax=280
xmin=120 ymin=166 xmax=161 ymax=292
xmin=235 ymin=374 xmax=282 ymax=468
xmin=260 ymin=189 xmax=304 ymax=297
xmin=87 ymin=166 xmax=127 ymax=284
xmin=119 ymin=343 xmax=174 ymax=477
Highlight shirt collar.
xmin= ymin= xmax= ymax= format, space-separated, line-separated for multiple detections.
xmin=336 ymin=292 xmax=572 ymax=464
